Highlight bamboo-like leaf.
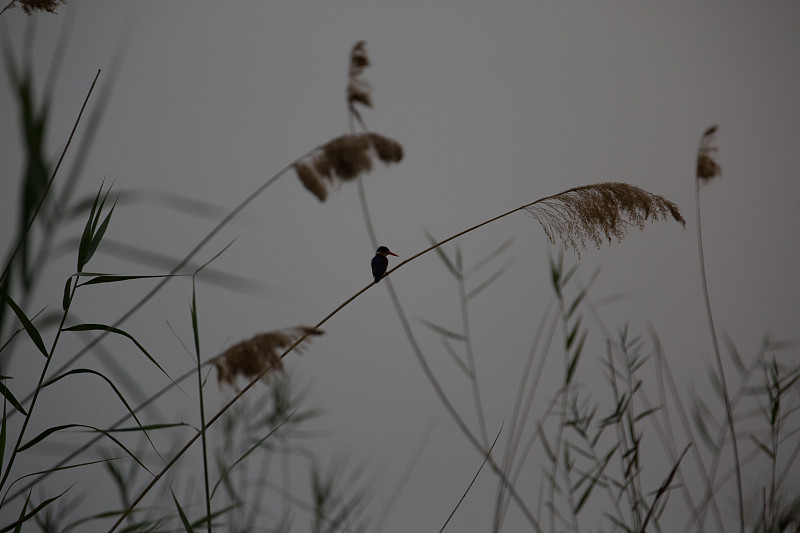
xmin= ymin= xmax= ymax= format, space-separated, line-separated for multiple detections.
xmin=1 ymin=486 xmax=70 ymax=533
xmin=77 ymin=185 xmax=103 ymax=272
xmin=574 ymin=446 xmax=615 ymax=513
xmin=1 ymin=400 xmax=6 ymax=472
xmin=62 ymin=277 xmax=72 ymax=311
xmin=8 ymin=490 xmax=30 ymax=533
xmin=3 ymin=456 xmax=123 ymax=508
xmin=43 ymin=368 xmax=161 ymax=457
xmin=86 ymin=194 xmax=118 ymax=264
xmin=416 ymin=317 xmax=466 ymax=341
xmin=466 ymin=258 xmax=514 ymax=301
xmin=424 ymin=229 xmax=459 ymax=278
xmin=62 ymin=323 xmax=173 ymax=383
xmin=467 ymin=237 xmax=515 ymax=276
xmin=634 ymin=406 xmax=661 ymax=422
xmin=639 ymin=444 xmax=691 ymax=532
xmin=566 ymin=332 xmax=588 ymax=385
xmin=190 ymin=503 xmax=241 ymax=530
xmin=210 ymin=415 xmax=289 ymax=499
xmin=567 ymin=317 xmax=583 ymax=349
xmin=171 ymin=490 xmax=195 ymax=533
xmin=0 ymin=380 xmax=27 ymax=416
xmin=0 ymin=285 xmax=48 ymax=358
xmin=18 ymin=424 xmax=152 ymax=474
xmin=749 ymin=435 xmax=774 ymax=459
xmin=77 ymin=273 xmax=174 ymax=287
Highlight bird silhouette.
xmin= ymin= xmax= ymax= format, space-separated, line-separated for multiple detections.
xmin=371 ymin=246 xmax=398 ymax=283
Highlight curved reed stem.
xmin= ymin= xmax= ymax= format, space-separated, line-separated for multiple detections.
xmin=695 ymin=175 xmax=744 ymax=533
xmin=108 ymin=180 xmax=683 ymax=529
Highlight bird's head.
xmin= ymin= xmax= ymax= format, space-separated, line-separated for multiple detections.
xmin=376 ymin=246 xmax=398 ymax=257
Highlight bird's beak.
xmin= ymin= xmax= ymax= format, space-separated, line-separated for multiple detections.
xmin=388 ymin=251 xmax=398 ymax=257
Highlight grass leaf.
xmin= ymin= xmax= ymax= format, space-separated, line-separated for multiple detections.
xmin=1 ymin=486 xmax=70 ymax=533
xmin=62 ymin=323 xmax=174 ymax=383
xmin=416 ymin=317 xmax=466 ymax=341
xmin=424 ymin=228 xmax=459 ymax=278
xmin=0 ymin=284 xmax=48 ymax=358
xmin=171 ymin=489 xmax=195 ymax=533
xmin=0 ymin=380 xmax=27 ymax=416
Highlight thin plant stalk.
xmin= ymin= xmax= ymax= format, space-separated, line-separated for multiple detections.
xmin=456 ymin=256 xmax=490 ymax=447
xmin=110 ymin=192 xmax=596 ymax=531
xmin=13 ymin=144 xmax=319 ymax=414
xmin=493 ymin=301 xmax=557 ymax=532
xmin=694 ymin=126 xmax=744 ymax=533
xmin=439 ymin=424 xmax=503 ymax=533
xmin=190 ymin=276 xmax=212 ymax=533
xmin=0 ymin=70 xmax=100 ymax=287
xmin=0 ymin=273 xmax=79 ymax=492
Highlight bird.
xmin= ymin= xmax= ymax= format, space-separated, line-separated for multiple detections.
xmin=371 ymin=246 xmax=398 ymax=283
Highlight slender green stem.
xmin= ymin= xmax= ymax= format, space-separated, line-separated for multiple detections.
xmin=13 ymin=145 xmax=319 ymax=415
xmin=190 ymin=278 xmax=212 ymax=533
xmin=457 ymin=263 xmax=490 ymax=447
xmin=107 ymin=196 xmax=547 ymax=531
xmin=0 ymin=70 xmax=100 ymax=287
xmin=695 ymin=177 xmax=744 ymax=533
xmin=0 ymin=276 xmax=78 ymax=492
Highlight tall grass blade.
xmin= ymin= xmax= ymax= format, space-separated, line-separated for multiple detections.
xmin=17 ymin=423 xmax=152 ymax=474
xmin=43 ymin=368 xmax=162 ymax=457
xmin=466 ymin=236 xmax=515 ymax=276
xmin=61 ymin=323 xmax=173 ymax=382
xmin=439 ymin=424 xmax=503 ymax=532
xmin=423 ymin=229 xmax=459 ymax=278
xmin=188 ymin=276 xmax=212 ymax=533
xmin=0 ymin=401 xmax=5 ymax=471
xmin=1 ymin=486 xmax=70 ymax=533
xmin=171 ymin=489 xmax=195 ymax=533
xmin=638 ymin=444 xmax=691 ymax=532
xmin=0 ymin=380 xmax=26 ymax=416
xmin=465 ymin=259 xmax=513 ymax=301
xmin=416 ymin=317 xmax=466 ymax=341
xmin=0 ymin=284 xmax=48 ymax=357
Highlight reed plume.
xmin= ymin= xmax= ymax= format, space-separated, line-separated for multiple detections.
xmin=524 ymin=182 xmax=685 ymax=253
xmin=697 ymin=125 xmax=721 ymax=181
xmin=347 ymin=40 xmax=373 ymax=118
xmin=294 ymin=133 xmax=403 ymax=201
xmin=1 ymin=0 xmax=66 ymax=15
xmin=214 ymin=326 xmax=323 ymax=387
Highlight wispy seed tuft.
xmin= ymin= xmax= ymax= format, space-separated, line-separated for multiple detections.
xmin=215 ymin=326 xmax=324 ymax=388
xmin=6 ymin=0 xmax=67 ymax=15
xmin=295 ymin=133 xmax=403 ymax=201
xmin=697 ymin=125 xmax=721 ymax=182
xmin=347 ymin=41 xmax=373 ymax=111
xmin=295 ymin=163 xmax=327 ymax=202
xmin=525 ymin=182 xmax=686 ymax=254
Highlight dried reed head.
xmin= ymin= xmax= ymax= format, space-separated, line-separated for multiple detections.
xmin=347 ymin=41 xmax=373 ymax=111
xmin=215 ymin=326 xmax=323 ymax=388
xmin=525 ymin=182 xmax=685 ymax=253
xmin=13 ymin=0 xmax=66 ymax=14
xmin=697 ymin=125 xmax=721 ymax=182
xmin=295 ymin=133 xmax=403 ymax=201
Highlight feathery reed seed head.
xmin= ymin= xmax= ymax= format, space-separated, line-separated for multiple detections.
xmin=294 ymin=133 xmax=403 ymax=201
xmin=525 ymin=182 xmax=685 ymax=254
xmin=697 ymin=125 xmax=721 ymax=181
xmin=295 ymin=163 xmax=327 ymax=202
xmin=215 ymin=326 xmax=323 ymax=388
xmin=12 ymin=0 xmax=67 ymax=14
xmin=347 ymin=41 xmax=373 ymax=109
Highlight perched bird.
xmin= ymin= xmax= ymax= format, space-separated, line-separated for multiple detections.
xmin=371 ymin=246 xmax=398 ymax=283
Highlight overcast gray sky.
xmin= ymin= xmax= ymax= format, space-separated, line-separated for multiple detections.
xmin=2 ymin=2 xmax=799 ymax=531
